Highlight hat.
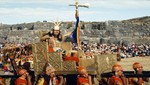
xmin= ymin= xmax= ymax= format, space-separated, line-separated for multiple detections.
xmin=112 ymin=64 xmax=122 ymax=71
xmin=54 ymin=25 xmax=60 ymax=30
xmin=48 ymin=63 xmax=53 ymax=68
xmin=133 ymin=62 xmax=142 ymax=69
xmin=77 ymin=66 xmax=85 ymax=73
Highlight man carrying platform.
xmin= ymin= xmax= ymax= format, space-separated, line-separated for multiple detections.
xmin=108 ymin=64 xmax=128 ymax=85
xmin=77 ymin=66 xmax=92 ymax=85
xmin=128 ymin=62 xmax=149 ymax=85
xmin=36 ymin=63 xmax=64 ymax=85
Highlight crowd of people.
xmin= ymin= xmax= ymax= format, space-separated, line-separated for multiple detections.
xmin=79 ymin=42 xmax=150 ymax=60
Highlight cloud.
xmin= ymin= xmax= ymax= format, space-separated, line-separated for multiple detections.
xmin=89 ymin=0 xmax=150 ymax=9
xmin=0 ymin=0 xmax=72 ymax=4
xmin=0 ymin=7 xmax=75 ymax=24
xmin=1 ymin=0 xmax=150 ymax=9
xmin=0 ymin=0 xmax=150 ymax=24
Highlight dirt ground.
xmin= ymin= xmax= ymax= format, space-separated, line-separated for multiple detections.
xmin=117 ymin=56 xmax=150 ymax=71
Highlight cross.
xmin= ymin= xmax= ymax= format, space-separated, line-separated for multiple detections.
xmin=69 ymin=0 xmax=89 ymax=10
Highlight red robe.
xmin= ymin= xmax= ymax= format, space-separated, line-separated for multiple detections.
xmin=48 ymin=46 xmax=54 ymax=52
xmin=77 ymin=76 xmax=90 ymax=85
xmin=15 ymin=78 xmax=27 ymax=85
xmin=109 ymin=76 xmax=123 ymax=85
xmin=64 ymin=56 xmax=79 ymax=63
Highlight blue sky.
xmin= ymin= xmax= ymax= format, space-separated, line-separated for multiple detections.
xmin=0 ymin=0 xmax=150 ymax=24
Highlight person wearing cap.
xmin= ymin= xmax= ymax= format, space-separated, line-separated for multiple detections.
xmin=108 ymin=64 xmax=128 ymax=85
xmin=15 ymin=69 xmax=32 ymax=85
xmin=128 ymin=62 xmax=149 ymax=85
xmin=77 ymin=66 xmax=92 ymax=85
xmin=36 ymin=63 xmax=63 ymax=85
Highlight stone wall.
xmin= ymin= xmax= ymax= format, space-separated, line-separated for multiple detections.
xmin=0 ymin=16 xmax=150 ymax=44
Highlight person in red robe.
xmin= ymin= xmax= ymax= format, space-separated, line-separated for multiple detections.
xmin=77 ymin=66 xmax=92 ymax=85
xmin=128 ymin=62 xmax=149 ymax=85
xmin=108 ymin=64 xmax=128 ymax=85
xmin=15 ymin=69 xmax=32 ymax=85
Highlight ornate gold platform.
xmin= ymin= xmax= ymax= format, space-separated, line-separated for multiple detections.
xmin=32 ymin=42 xmax=117 ymax=77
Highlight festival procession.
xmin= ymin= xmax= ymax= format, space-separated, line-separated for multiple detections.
xmin=0 ymin=0 xmax=150 ymax=85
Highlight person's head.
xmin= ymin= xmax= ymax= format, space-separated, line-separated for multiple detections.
xmin=53 ymin=25 xmax=60 ymax=36
xmin=112 ymin=64 xmax=123 ymax=76
xmin=133 ymin=62 xmax=143 ymax=72
xmin=18 ymin=69 xmax=28 ymax=78
xmin=23 ymin=62 xmax=30 ymax=71
xmin=43 ymin=63 xmax=56 ymax=77
xmin=77 ymin=66 xmax=88 ymax=77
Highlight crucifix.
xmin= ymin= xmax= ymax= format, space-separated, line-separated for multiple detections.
xmin=69 ymin=0 xmax=89 ymax=48
xmin=69 ymin=0 xmax=89 ymax=17
xmin=69 ymin=0 xmax=89 ymax=10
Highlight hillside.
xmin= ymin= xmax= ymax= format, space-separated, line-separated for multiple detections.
xmin=0 ymin=16 xmax=150 ymax=44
